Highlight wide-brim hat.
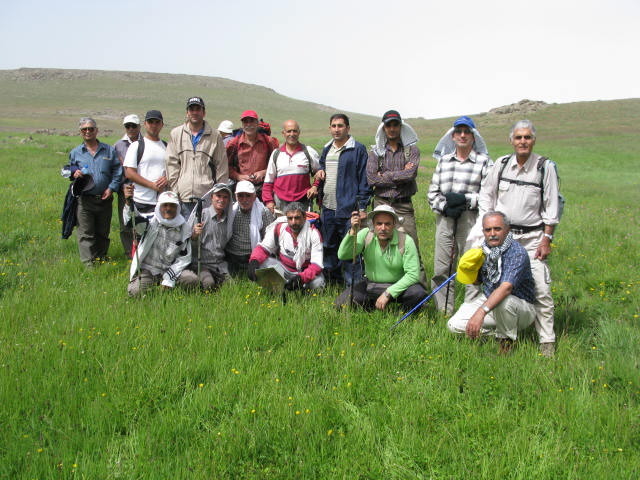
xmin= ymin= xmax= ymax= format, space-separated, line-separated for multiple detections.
xmin=367 ymin=204 xmax=402 ymax=225
xmin=457 ymin=248 xmax=485 ymax=284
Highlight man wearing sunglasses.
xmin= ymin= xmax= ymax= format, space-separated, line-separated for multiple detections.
xmin=114 ymin=114 xmax=142 ymax=258
xmin=67 ymin=117 xmax=122 ymax=266
xmin=472 ymin=119 xmax=561 ymax=357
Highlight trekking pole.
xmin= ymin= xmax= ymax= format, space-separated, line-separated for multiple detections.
xmin=191 ymin=197 xmax=204 ymax=281
xmin=348 ymin=204 xmax=360 ymax=308
xmin=390 ymin=272 xmax=457 ymax=331
xmin=126 ymin=190 xmax=142 ymax=286
xmin=444 ymin=219 xmax=458 ymax=314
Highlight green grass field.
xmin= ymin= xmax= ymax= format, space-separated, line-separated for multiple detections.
xmin=1 ymin=98 xmax=639 ymax=478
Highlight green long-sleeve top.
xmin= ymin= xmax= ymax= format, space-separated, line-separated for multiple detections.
xmin=338 ymin=228 xmax=420 ymax=298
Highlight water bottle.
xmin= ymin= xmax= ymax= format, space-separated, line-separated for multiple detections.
xmin=81 ymin=164 xmax=90 ymax=175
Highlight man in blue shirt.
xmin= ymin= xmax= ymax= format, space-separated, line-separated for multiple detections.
xmin=447 ymin=211 xmax=536 ymax=354
xmin=67 ymin=117 xmax=122 ymax=266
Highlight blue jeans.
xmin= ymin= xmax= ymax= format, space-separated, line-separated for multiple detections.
xmin=321 ymin=208 xmax=362 ymax=285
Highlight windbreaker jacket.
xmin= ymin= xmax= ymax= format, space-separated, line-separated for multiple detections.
xmin=165 ymin=121 xmax=229 ymax=202
xmin=319 ymin=137 xmax=372 ymax=218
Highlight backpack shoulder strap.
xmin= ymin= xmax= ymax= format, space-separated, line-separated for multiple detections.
xmin=364 ymin=230 xmax=375 ymax=249
xmin=136 ymin=137 xmax=145 ymax=164
xmin=397 ymin=230 xmax=406 ymax=255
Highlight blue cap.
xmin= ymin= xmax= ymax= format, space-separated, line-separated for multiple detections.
xmin=453 ymin=116 xmax=475 ymax=129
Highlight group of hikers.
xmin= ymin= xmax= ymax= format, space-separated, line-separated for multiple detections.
xmin=62 ymin=96 xmax=562 ymax=356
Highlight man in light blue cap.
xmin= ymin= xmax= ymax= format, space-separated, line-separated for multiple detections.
xmin=428 ymin=116 xmax=493 ymax=314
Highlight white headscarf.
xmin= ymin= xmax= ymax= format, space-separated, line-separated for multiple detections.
xmin=372 ymin=121 xmax=419 ymax=156
xmin=432 ymin=127 xmax=489 ymax=161
xmin=153 ymin=202 xmax=185 ymax=228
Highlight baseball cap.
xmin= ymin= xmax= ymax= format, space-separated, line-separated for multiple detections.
xmin=456 ymin=248 xmax=485 ymax=284
xmin=144 ymin=110 xmax=163 ymax=122
xmin=122 ymin=114 xmax=140 ymax=126
xmin=211 ymin=183 xmax=232 ymax=195
xmin=453 ymin=116 xmax=476 ymax=129
xmin=240 ymin=110 xmax=259 ymax=120
xmin=382 ymin=110 xmax=402 ymax=125
xmin=186 ymin=97 xmax=205 ymax=109
xmin=157 ymin=191 xmax=180 ymax=205
xmin=217 ymin=120 xmax=234 ymax=134
xmin=235 ymin=180 xmax=256 ymax=194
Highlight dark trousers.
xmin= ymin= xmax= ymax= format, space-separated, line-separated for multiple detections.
xmin=321 ymin=207 xmax=362 ymax=285
xmin=77 ymin=195 xmax=113 ymax=265
xmin=117 ymin=189 xmax=133 ymax=258
xmin=335 ymin=280 xmax=427 ymax=311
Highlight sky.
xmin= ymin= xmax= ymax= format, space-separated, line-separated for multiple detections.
xmin=1 ymin=0 xmax=639 ymax=119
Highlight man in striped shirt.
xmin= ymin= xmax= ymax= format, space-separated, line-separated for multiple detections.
xmin=428 ymin=116 xmax=493 ymax=314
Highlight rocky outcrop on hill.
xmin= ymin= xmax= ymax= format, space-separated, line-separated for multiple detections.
xmin=488 ymin=99 xmax=548 ymax=116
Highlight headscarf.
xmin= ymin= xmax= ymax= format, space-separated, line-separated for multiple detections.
xmin=371 ymin=121 xmax=419 ymax=157
xmin=432 ymin=127 xmax=489 ymax=161
xmin=153 ymin=201 xmax=185 ymax=228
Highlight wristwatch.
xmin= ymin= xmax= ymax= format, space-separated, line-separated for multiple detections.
xmin=481 ymin=304 xmax=491 ymax=314
xmin=543 ymin=233 xmax=553 ymax=240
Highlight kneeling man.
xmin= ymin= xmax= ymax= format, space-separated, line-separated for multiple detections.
xmin=247 ymin=202 xmax=325 ymax=290
xmin=447 ymin=211 xmax=536 ymax=353
xmin=127 ymin=191 xmax=198 ymax=296
xmin=335 ymin=205 xmax=426 ymax=310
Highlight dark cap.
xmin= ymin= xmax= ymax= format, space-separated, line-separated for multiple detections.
xmin=186 ymin=96 xmax=205 ymax=109
xmin=145 ymin=110 xmax=163 ymax=122
xmin=382 ymin=110 xmax=402 ymax=124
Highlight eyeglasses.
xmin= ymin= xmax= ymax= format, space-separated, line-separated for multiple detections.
xmin=514 ymin=135 xmax=533 ymax=140
xmin=80 ymin=127 xmax=95 ymax=133
xmin=454 ymin=128 xmax=472 ymax=135
xmin=124 ymin=123 xmax=139 ymax=129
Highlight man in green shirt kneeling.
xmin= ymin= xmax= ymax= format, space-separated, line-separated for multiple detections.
xmin=335 ymin=205 xmax=426 ymax=310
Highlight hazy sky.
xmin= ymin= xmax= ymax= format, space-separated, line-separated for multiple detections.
xmin=2 ymin=0 xmax=638 ymax=119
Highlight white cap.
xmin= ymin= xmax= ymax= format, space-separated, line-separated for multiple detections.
xmin=217 ymin=120 xmax=234 ymax=134
xmin=235 ymin=180 xmax=256 ymax=194
xmin=123 ymin=114 xmax=140 ymax=125
xmin=157 ymin=191 xmax=180 ymax=205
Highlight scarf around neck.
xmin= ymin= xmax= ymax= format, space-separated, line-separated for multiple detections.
xmin=481 ymin=231 xmax=514 ymax=285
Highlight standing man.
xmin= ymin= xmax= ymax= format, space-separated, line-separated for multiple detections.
xmin=334 ymin=205 xmax=426 ymax=310
xmin=247 ymin=202 xmax=325 ymax=291
xmin=123 ymin=110 xmax=167 ymax=216
xmin=428 ymin=116 xmax=493 ymax=314
xmin=165 ymin=96 xmax=229 ymax=218
xmin=318 ymin=113 xmax=372 ymax=285
xmin=473 ymin=120 xmax=560 ymax=357
xmin=447 ymin=212 xmax=536 ymax=354
xmin=224 ymin=180 xmax=275 ymax=275
xmin=67 ymin=117 xmax=122 ymax=266
xmin=262 ymin=119 xmax=322 ymax=214
xmin=114 ymin=113 xmax=141 ymax=258
xmin=226 ymin=109 xmax=278 ymax=198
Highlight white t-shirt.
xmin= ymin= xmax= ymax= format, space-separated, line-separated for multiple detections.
xmin=123 ymin=139 xmax=167 ymax=205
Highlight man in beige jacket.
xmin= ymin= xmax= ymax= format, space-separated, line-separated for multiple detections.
xmin=165 ymin=96 xmax=229 ymax=218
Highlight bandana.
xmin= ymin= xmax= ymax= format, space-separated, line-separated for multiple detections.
xmin=481 ymin=231 xmax=514 ymax=285
xmin=432 ymin=127 xmax=489 ymax=161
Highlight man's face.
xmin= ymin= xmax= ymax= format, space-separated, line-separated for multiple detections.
xmin=383 ymin=120 xmax=401 ymax=141
xmin=373 ymin=213 xmax=395 ymax=242
xmin=511 ymin=128 xmax=536 ymax=158
xmin=330 ymin=119 xmax=350 ymax=143
xmin=242 ymin=117 xmax=259 ymax=135
xmin=482 ymin=215 xmax=509 ymax=248
xmin=80 ymin=123 xmax=98 ymax=142
xmin=160 ymin=203 xmax=178 ymax=220
xmin=187 ymin=105 xmax=205 ymax=126
xmin=144 ymin=119 xmax=163 ymax=138
xmin=124 ymin=122 xmax=140 ymax=141
xmin=286 ymin=210 xmax=305 ymax=233
xmin=236 ymin=192 xmax=256 ymax=211
xmin=452 ymin=126 xmax=474 ymax=150
xmin=211 ymin=191 xmax=230 ymax=214
xmin=282 ymin=121 xmax=300 ymax=147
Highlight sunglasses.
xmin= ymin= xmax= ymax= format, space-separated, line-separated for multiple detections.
xmin=124 ymin=123 xmax=139 ymax=129
xmin=514 ymin=135 xmax=532 ymax=140
xmin=454 ymin=128 xmax=472 ymax=135
xmin=80 ymin=127 xmax=95 ymax=133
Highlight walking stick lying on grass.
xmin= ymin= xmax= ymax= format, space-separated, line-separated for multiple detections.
xmin=390 ymin=272 xmax=457 ymax=331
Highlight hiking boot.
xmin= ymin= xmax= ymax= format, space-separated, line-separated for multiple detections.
xmin=539 ymin=342 xmax=555 ymax=358
xmin=498 ymin=338 xmax=515 ymax=355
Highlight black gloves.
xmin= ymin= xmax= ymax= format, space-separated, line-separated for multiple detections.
xmin=247 ymin=260 xmax=259 ymax=282
xmin=285 ymin=275 xmax=304 ymax=291
xmin=443 ymin=192 xmax=467 ymax=219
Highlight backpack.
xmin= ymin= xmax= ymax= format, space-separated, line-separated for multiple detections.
xmin=227 ymin=133 xmax=276 ymax=173
xmin=136 ymin=137 xmax=168 ymax=164
xmin=363 ymin=229 xmax=406 ymax=255
xmin=376 ymin=145 xmax=412 ymax=173
xmin=272 ymin=144 xmax=314 ymax=174
xmin=497 ymin=155 xmax=565 ymax=220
